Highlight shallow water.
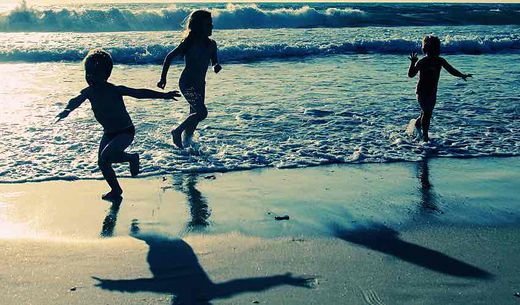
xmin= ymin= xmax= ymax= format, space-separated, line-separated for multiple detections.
xmin=1 ymin=2 xmax=520 ymax=182
xmin=0 ymin=52 xmax=519 ymax=182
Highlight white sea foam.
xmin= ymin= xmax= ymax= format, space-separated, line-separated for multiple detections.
xmin=0 ymin=52 xmax=519 ymax=183
xmin=0 ymin=26 xmax=519 ymax=65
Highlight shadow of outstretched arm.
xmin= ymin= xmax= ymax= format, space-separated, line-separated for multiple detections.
xmin=212 ymin=272 xmax=315 ymax=299
xmin=93 ymin=276 xmax=197 ymax=294
xmin=331 ymin=222 xmax=492 ymax=279
xmin=92 ymin=272 xmax=315 ymax=295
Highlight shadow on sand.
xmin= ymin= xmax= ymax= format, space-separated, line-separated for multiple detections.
xmin=331 ymin=221 xmax=492 ymax=279
xmin=94 ymin=224 xmax=314 ymax=304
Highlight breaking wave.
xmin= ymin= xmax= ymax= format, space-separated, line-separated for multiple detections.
xmin=1 ymin=2 xmax=520 ymax=32
xmin=1 ymin=35 xmax=519 ymax=64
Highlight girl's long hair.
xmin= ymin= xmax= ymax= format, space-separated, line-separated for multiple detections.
xmin=181 ymin=10 xmax=212 ymax=49
xmin=422 ymin=35 xmax=441 ymax=57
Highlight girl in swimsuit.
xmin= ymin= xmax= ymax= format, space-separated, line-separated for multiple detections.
xmin=158 ymin=10 xmax=222 ymax=149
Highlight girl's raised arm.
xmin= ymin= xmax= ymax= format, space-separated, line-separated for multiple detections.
xmin=407 ymin=52 xmax=419 ymax=78
xmin=158 ymin=41 xmax=188 ymax=89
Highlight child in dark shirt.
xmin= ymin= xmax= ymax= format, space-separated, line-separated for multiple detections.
xmin=408 ymin=35 xmax=472 ymax=142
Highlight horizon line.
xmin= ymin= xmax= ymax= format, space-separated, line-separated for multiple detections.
xmin=19 ymin=0 xmax=520 ymax=4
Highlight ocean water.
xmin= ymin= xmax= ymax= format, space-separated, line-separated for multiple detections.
xmin=0 ymin=2 xmax=520 ymax=183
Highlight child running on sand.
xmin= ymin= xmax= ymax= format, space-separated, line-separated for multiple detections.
xmin=56 ymin=49 xmax=180 ymax=201
xmin=408 ymin=35 xmax=472 ymax=142
xmin=157 ymin=9 xmax=222 ymax=149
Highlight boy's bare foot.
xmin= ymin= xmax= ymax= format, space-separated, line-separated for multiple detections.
xmin=102 ymin=190 xmax=123 ymax=202
xmin=129 ymin=153 xmax=140 ymax=177
xmin=171 ymin=129 xmax=184 ymax=149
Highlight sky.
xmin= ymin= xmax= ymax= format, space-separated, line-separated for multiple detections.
xmin=36 ymin=0 xmax=520 ymax=2
xmin=1 ymin=0 xmax=520 ymax=4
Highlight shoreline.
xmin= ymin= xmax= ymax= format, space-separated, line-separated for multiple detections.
xmin=2 ymin=156 xmax=520 ymax=240
xmin=1 ymin=154 xmax=519 ymax=185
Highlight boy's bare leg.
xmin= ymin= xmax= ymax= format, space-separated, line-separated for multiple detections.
xmin=421 ymin=111 xmax=432 ymax=142
xmin=98 ymin=134 xmax=135 ymax=200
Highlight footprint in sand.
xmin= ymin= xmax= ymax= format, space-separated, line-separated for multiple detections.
xmin=361 ymin=289 xmax=386 ymax=305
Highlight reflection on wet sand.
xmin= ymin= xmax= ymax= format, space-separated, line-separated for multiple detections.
xmin=172 ymin=174 xmax=211 ymax=232
xmin=99 ymin=174 xmax=213 ymax=239
xmin=100 ymin=198 xmax=122 ymax=238
xmin=416 ymin=158 xmax=440 ymax=214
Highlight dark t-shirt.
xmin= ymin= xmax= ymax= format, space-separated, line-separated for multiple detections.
xmin=80 ymin=83 xmax=133 ymax=133
xmin=415 ymin=56 xmax=446 ymax=97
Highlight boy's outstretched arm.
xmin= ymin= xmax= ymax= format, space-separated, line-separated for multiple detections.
xmin=441 ymin=58 xmax=472 ymax=81
xmin=157 ymin=42 xmax=187 ymax=89
xmin=117 ymin=86 xmax=181 ymax=100
xmin=56 ymin=93 xmax=88 ymax=122
xmin=211 ymin=40 xmax=222 ymax=74
xmin=407 ymin=52 xmax=419 ymax=78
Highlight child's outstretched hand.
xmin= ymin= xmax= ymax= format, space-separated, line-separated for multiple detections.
xmin=165 ymin=90 xmax=181 ymax=100
xmin=55 ymin=109 xmax=70 ymax=123
xmin=213 ymin=64 xmax=222 ymax=74
xmin=461 ymin=74 xmax=473 ymax=81
xmin=408 ymin=52 xmax=418 ymax=63
xmin=157 ymin=78 xmax=167 ymax=89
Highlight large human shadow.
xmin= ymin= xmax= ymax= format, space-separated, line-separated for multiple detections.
xmin=172 ymin=173 xmax=211 ymax=232
xmin=93 ymin=225 xmax=313 ymax=304
xmin=331 ymin=221 xmax=492 ymax=279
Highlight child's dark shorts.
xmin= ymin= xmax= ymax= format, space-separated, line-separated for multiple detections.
xmin=417 ymin=95 xmax=437 ymax=113
xmin=104 ymin=125 xmax=135 ymax=141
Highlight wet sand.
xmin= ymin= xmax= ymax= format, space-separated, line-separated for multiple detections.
xmin=1 ymin=157 xmax=520 ymax=304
